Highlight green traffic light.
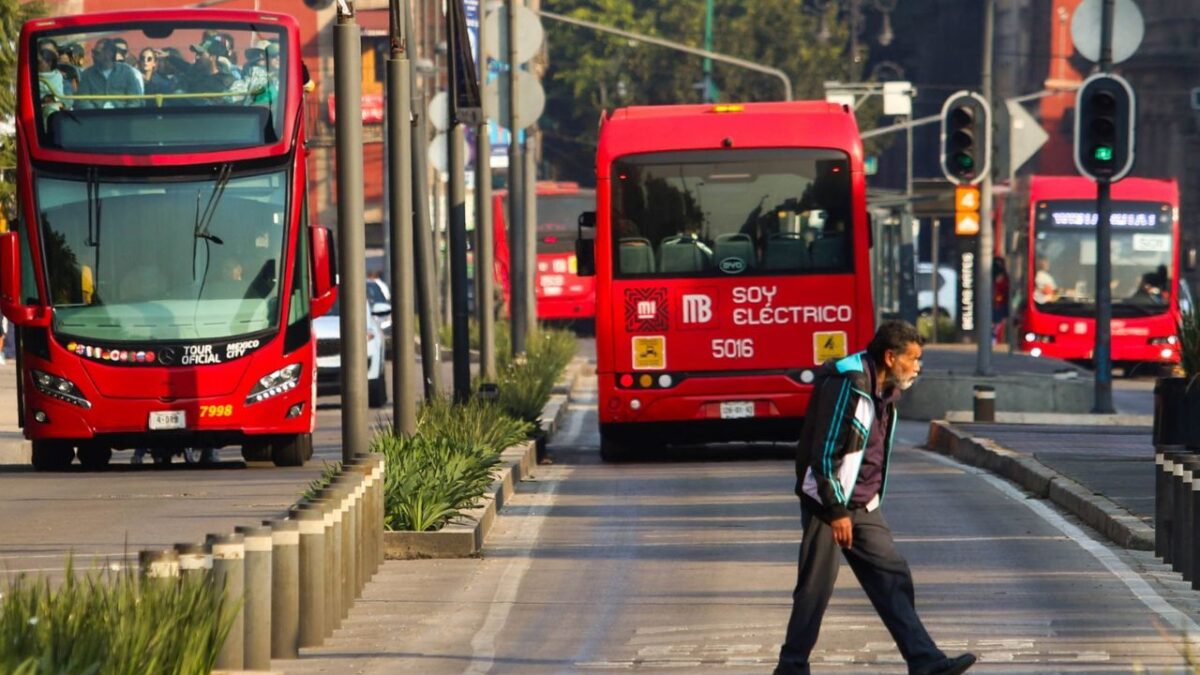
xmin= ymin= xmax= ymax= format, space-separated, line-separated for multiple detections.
xmin=1093 ymin=145 xmax=1114 ymax=161
xmin=954 ymin=153 xmax=974 ymax=170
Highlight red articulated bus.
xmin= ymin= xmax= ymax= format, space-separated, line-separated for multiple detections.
xmin=578 ymin=102 xmax=875 ymax=460
xmin=492 ymin=181 xmax=597 ymax=322
xmin=1015 ymin=175 xmax=1183 ymax=373
xmin=1 ymin=10 xmax=337 ymax=470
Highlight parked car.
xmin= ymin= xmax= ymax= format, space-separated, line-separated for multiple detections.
xmin=314 ymin=295 xmax=389 ymax=408
xmin=917 ymin=262 xmax=957 ymax=320
xmin=366 ymin=278 xmax=393 ymax=356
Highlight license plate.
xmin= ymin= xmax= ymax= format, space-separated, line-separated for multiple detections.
xmin=719 ymin=401 xmax=755 ymax=419
xmin=148 ymin=410 xmax=186 ymax=430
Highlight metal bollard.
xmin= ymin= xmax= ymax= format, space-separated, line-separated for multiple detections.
xmin=175 ymin=542 xmax=212 ymax=580
xmin=1178 ymin=455 xmax=1200 ymax=581
xmin=138 ymin=548 xmax=179 ymax=582
xmin=973 ymin=384 xmax=996 ymax=422
xmin=236 ymin=524 xmax=273 ymax=671
xmin=291 ymin=507 xmax=327 ymax=648
xmin=1157 ymin=446 xmax=1185 ymax=561
xmin=265 ymin=518 xmax=300 ymax=660
xmin=208 ymin=532 xmax=245 ymax=672
xmin=1172 ymin=455 xmax=1194 ymax=576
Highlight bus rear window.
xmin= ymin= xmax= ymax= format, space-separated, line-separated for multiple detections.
xmin=611 ymin=149 xmax=852 ymax=278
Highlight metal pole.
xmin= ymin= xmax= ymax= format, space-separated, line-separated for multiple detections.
xmin=447 ymin=1 xmax=472 ymax=401
xmin=265 ymin=519 xmax=299 ymax=660
xmin=335 ymin=2 xmax=369 ymax=462
xmin=524 ymin=132 xmax=538 ymax=339
xmin=702 ymin=0 xmax=715 ymax=102
xmin=898 ymin=117 xmax=917 ymax=324
xmin=235 ymin=525 xmax=272 ymax=671
xmin=508 ymin=0 xmax=528 ymax=356
xmin=931 ymin=217 xmax=940 ymax=343
xmin=476 ymin=1 xmax=497 ymax=381
xmin=977 ymin=0 xmax=995 ymax=375
xmin=1093 ymin=0 xmax=1115 ymax=413
xmin=388 ymin=0 xmax=417 ymax=434
xmin=208 ymin=533 xmax=245 ymax=671
xmin=411 ymin=61 xmax=443 ymax=397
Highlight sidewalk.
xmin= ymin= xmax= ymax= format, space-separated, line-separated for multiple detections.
xmin=926 ymin=417 xmax=1156 ymax=550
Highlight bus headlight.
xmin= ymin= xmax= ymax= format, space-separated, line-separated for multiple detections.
xmin=1149 ymin=336 xmax=1178 ymax=346
xmin=1024 ymin=332 xmax=1055 ymax=344
xmin=246 ymin=364 xmax=302 ymax=405
xmin=31 ymin=369 xmax=91 ymax=408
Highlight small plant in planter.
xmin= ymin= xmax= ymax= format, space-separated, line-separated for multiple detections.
xmin=1155 ymin=308 xmax=1200 ymax=447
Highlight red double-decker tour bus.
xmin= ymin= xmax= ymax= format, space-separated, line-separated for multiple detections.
xmin=492 ymin=181 xmax=597 ymax=322
xmin=579 ymin=102 xmax=875 ymax=460
xmin=1015 ymin=175 xmax=1183 ymax=373
xmin=1 ymin=10 xmax=337 ymax=470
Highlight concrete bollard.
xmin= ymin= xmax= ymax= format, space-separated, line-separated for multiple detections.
xmin=972 ymin=384 xmax=996 ymax=422
xmin=295 ymin=497 xmax=340 ymax=636
xmin=265 ymin=518 xmax=300 ymax=660
xmin=175 ymin=542 xmax=212 ymax=580
xmin=236 ymin=524 xmax=273 ymax=671
xmin=1172 ymin=456 xmax=1196 ymax=577
xmin=319 ymin=483 xmax=353 ymax=622
xmin=138 ymin=548 xmax=179 ymax=582
xmin=1178 ymin=455 xmax=1200 ymax=581
xmin=330 ymin=475 xmax=361 ymax=608
xmin=208 ymin=532 xmax=245 ymax=672
xmin=1157 ymin=446 xmax=1186 ymax=562
xmin=291 ymin=508 xmax=327 ymax=648
xmin=339 ymin=465 xmax=368 ymax=593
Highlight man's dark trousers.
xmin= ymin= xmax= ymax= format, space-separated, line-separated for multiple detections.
xmin=775 ymin=499 xmax=944 ymax=675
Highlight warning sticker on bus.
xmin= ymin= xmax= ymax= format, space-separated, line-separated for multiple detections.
xmin=632 ymin=335 xmax=667 ymax=370
xmin=813 ymin=331 xmax=848 ymax=364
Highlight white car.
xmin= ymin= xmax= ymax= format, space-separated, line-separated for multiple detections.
xmin=314 ymin=295 xmax=389 ymax=408
xmin=917 ymin=262 xmax=957 ymax=320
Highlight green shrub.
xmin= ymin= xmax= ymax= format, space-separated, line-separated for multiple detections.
xmin=373 ymin=434 xmax=501 ymax=532
xmin=417 ymin=396 xmax=532 ymax=454
xmin=526 ymin=328 xmax=576 ymax=377
xmin=497 ymin=358 xmax=557 ymax=425
xmin=917 ymin=313 xmax=956 ymax=342
xmin=0 ymin=561 xmax=237 ymax=674
xmin=303 ymin=460 xmax=343 ymax=500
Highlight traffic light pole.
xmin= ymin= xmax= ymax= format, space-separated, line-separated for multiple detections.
xmin=976 ymin=0 xmax=994 ymax=376
xmin=508 ymin=0 xmax=528 ymax=357
xmin=1093 ymin=0 xmax=1116 ymax=413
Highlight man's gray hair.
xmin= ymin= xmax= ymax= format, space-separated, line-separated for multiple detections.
xmin=866 ymin=320 xmax=923 ymax=363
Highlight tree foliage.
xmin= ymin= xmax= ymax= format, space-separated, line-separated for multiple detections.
xmin=0 ymin=0 xmax=49 ymax=217
xmin=541 ymin=0 xmax=880 ymax=183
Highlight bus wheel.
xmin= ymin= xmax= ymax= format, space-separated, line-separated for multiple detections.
xmin=77 ymin=443 xmax=112 ymax=470
xmin=599 ymin=434 xmax=629 ymax=463
xmin=368 ymin=370 xmax=388 ymax=408
xmin=31 ymin=440 xmax=75 ymax=471
xmin=272 ymin=433 xmax=312 ymax=467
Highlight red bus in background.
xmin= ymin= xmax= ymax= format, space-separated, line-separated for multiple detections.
xmin=491 ymin=181 xmax=597 ymax=322
xmin=1015 ymin=175 xmax=1182 ymax=373
xmin=2 ymin=10 xmax=337 ymax=470
xmin=579 ymin=102 xmax=875 ymax=460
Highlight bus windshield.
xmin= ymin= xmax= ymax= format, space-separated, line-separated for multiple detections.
xmin=30 ymin=21 xmax=287 ymax=152
xmin=1033 ymin=199 xmax=1174 ymax=317
xmin=35 ymin=170 xmax=288 ymax=341
xmin=610 ymin=149 xmax=851 ymax=278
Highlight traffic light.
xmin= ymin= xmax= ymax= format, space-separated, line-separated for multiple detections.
xmin=939 ymin=91 xmax=991 ymax=185
xmin=1074 ymin=73 xmax=1136 ymax=182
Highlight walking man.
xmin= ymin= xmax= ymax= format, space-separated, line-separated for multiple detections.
xmin=775 ymin=320 xmax=976 ymax=675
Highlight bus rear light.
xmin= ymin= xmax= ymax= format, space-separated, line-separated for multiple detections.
xmin=799 ymin=369 xmax=815 ymax=384
xmin=638 ymin=374 xmax=653 ymax=388
xmin=619 ymin=374 xmax=634 ymax=388
xmin=630 ymin=398 xmax=642 ymax=410
xmin=658 ymin=374 xmax=673 ymax=388
xmin=247 ymin=364 xmax=302 ymax=405
xmin=1024 ymin=332 xmax=1054 ymax=344
xmin=32 ymin=369 xmax=91 ymax=409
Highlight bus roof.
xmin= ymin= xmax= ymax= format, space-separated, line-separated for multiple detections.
xmin=597 ymin=101 xmax=861 ymax=171
xmin=1028 ymin=175 xmax=1178 ymax=202
xmin=22 ymin=8 xmax=299 ymax=32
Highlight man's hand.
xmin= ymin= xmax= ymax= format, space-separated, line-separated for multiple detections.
xmin=831 ymin=516 xmax=853 ymax=549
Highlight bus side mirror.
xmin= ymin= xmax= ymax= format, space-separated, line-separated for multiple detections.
xmin=576 ymin=211 xmax=596 ymax=277
xmin=0 ymin=232 xmax=49 ymax=327
xmin=1187 ymin=245 xmax=1198 ymax=273
xmin=310 ymin=225 xmax=338 ymax=317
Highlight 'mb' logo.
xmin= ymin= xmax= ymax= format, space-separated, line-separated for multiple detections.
xmin=682 ymin=294 xmax=712 ymax=324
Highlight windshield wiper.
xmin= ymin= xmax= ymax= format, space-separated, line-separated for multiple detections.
xmin=192 ymin=164 xmax=232 ymax=283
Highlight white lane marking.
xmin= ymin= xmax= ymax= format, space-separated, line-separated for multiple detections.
xmin=923 ymin=450 xmax=1200 ymax=643
xmin=464 ymin=402 xmax=580 ymax=674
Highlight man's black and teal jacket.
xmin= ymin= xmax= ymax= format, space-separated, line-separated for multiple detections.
xmin=794 ymin=351 xmax=897 ymax=521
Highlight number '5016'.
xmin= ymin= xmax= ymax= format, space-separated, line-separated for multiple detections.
xmin=712 ymin=338 xmax=754 ymax=359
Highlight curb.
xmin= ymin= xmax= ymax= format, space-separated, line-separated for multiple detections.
xmin=925 ymin=420 xmax=1155 ymax=551
xmin=943 ymin=410 xmax=1154 ymax=426
xmin=382 ymin=356 xmax=587 ymax=559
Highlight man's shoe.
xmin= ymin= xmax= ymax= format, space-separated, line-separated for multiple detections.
xmin=915 ymin=653 xmax=976 ymax=675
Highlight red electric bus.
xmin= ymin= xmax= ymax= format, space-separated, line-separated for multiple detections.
xmin=492 ymin=181 xmax=597 ymax=322
xmin=578 ymin=102 xmax=875 ymax=460
xmin=1015 ymin=175 xmax=1182 ymax=373
xmin=1 ymin=10 xmax=337 ymax=470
